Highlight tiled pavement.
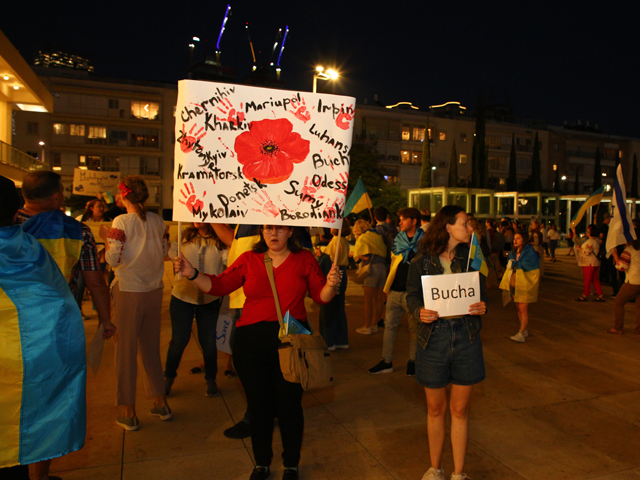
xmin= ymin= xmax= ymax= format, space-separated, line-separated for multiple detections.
xmin=36 ymin=249 xmax=640 ymax=480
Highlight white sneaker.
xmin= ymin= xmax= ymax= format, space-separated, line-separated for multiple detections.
xmin=422 ymin=467 xmax=445 ymax=480
xmin=510 ymin=331 xmax=526 ymax=343
xmin=335 ymin=344 xmax=349 ymax=349
xmin=356 ymin=326 xmax=373 ymax=335
xmin=327 ymin=345 xmax=336 ymax=351
xmin=450 ymin=474 xmax=472 ymax=480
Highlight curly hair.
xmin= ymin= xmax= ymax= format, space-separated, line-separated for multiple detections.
xmin=252 ymin=226 xmax=302 ymax=254
xmin=352 ymin=219 xmax=372 ymax=237
xmin=418 ymin=205 xmax=466 ymax=256
xmin=121 ymin=175 xmax=149 ymax=221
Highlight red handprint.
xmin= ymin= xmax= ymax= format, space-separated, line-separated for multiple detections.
xmin=289 ymin=98 xmax=311 ymax=123
xmin=337 ymin=172 xmax=349 ymax=196
xmin=217 ymin=98 xmax=245 ymax=127
xmin=180 ymin=124 xmax=206 ymax=153
xmin=335 ymin=104 xmax=355 ymax=130
xmin=299 ymin=176 xmax=318 ymax=203
xmin=322 ymin=197 xmax=346 ymax=223
xmin=251 ymin=190 xmax=280 ymax=218
xmin=179 ymin=182 xmax=206 ymax=215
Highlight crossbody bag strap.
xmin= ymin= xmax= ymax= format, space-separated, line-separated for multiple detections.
xmin=263 ymin=252 xmax=285 ymax=331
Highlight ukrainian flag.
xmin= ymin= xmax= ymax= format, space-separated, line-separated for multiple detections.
xmin=570 ymin=186 xmax=604 ymax=228
xmin=228 ymin=225 xmax=261 ymax=309
xmin=344 ymin=178 xmax=373 ymax=217
xmin=0 ymin=226 xmax=86 ymax=468
xmin=21 ymin=210 xmax=83 ymax=283
xmin=469 ymin=232 xmax=489 ymax=276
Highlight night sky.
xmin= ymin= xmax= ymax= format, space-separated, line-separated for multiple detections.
xmin=3 ymin=1 xmax=638 ymax=137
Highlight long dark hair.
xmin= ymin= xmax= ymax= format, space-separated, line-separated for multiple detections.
xmin=418 ymin=205 xmax=465 ymax=256
xmin=252 ymin=226 xmax=302 ymax=253
xmin=81 ymin=198 xmax=107 ymax=222
xmin=182 ymin=223 xmax=227 ymax=250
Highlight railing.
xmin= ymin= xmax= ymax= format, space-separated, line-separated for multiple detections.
xmin=0 ymin=140 xmax=50 ymax=173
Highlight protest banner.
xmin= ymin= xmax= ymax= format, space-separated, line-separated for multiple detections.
xmin=72 ymin=169 xmax=120 ymax=196
xmin=421 ymin=271 xmax=480 ymax=317
xmin=172 ymin=80 xmax=356 ymax=227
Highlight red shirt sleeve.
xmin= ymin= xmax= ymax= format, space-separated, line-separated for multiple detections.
xmin=205 ymin=251 xmax=248 ymax=297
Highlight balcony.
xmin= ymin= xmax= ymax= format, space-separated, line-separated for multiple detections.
xmin=0 ymin=139 xmax=50 ymax=174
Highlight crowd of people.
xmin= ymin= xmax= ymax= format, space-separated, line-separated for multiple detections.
xmin=2 ymin=170 xmax=635 ymax=480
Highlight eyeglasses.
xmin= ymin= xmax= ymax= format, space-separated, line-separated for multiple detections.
xmin=262 ymin=226 xmax=288 ymax=234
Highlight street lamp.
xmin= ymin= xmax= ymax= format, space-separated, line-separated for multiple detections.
xmin=312 ymin=66 xmax=338 ymax=93
xmin=38 ymin=141 xmax=45 ymax=164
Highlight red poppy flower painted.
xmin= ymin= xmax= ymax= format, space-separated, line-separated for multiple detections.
xmin=234 ymin=118 xmax=310 ymax=184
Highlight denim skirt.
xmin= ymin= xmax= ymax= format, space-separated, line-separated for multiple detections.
xmin=415 ymin=317 xmax=486 ymax=389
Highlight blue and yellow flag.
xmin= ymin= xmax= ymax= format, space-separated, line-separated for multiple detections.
xmin=570 ymin=186 xmax=604 ymax=228
xmin=0 ymin=226 xmax=86 ymax=468
xmin=469 ymin=232 xmax=489 ymax=276
xmin=499 ymin=243 xmax=540 ymax=304
xmin=21 ymin=210 xmax=83 ymax=283
xmin=228 ymin=225 xmax=261 ymax=309
xmin=344 ymin=178 xmax=373 ymax=217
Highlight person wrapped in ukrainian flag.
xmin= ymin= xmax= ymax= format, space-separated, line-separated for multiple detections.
xmin=499 ymin=230 xmax=540 ymax=343
xmin=0 ymin=176 xmax=86 ymax=474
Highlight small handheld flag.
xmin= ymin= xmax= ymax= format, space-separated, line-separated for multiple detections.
xmin=468 ymin=232 xmax=489 ymax=276
xmin=284 ymin=310 xmax=311 ymax=335
xmin=344 ymin=178 xmax=373 ymax=217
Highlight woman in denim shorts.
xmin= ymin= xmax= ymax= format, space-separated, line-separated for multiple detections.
xmin=406 ymin=206 xmax=487 ymax=480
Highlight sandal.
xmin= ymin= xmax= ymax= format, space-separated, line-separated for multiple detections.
xmin=607 ymin=328 xmax=624 ymax=334
xmin=575 ymin=295 xmax=588 ymax=302
xmin=593 ymin=296 xmax=605 ymax=302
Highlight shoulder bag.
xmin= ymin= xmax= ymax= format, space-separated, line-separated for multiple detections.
xmin=264 ymin=252 xmax=334 ymax=391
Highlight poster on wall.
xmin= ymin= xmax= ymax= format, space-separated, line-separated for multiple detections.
xmin=172 ymin=80 xmax=356 ymax=227
xmin=72 ymin=169 xmax=120 ymax=196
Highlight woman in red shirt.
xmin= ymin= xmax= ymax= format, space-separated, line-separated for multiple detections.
xmin=175 ymin=225 xmax=340 ymax=480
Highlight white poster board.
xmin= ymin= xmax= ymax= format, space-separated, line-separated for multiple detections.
xmin=421 ymin=271 xmax=480 ymax=317
xmin=73 ymin=169 xmax=120 ymax=196
xmin=172 ymin=80 xmax=355 ymax=227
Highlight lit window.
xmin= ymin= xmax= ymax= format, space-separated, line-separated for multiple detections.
xmin=131 ymin=101 xmax=160 ymax=120
xmin=70 ymin=124 xmax=85 ymax=136
xmin=53 ymin=123 xmax=68 ymax=135
xmin=499 ymin=178 xmax=506 ymax=185
xmin=88 ymin=126 xmax=107 ymax=138
xmin=459 ymin=154 xmax=467 ymax=164
xmin=401 ymin=150 xmax=411 ymax=164
xmin=428 ymin=128 xmax=432 ymax=140
xmin=553 ymin=164 xmax=557 ymax=171
xmin=439 ymin=132 xmax=446 ymax=141
xmin=402 ymin=126 xmax=410 ymax=141
xmin=412 ymin=151 xmax=423 ymax=164
xmin=86 ymin=155 xmax=101 ymax=170
xmin=412 ymin=127 xmax=425 ymax=142
xmin=79 ymin=155 xmax=86 ymax=165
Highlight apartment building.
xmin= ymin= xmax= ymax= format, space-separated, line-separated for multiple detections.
xmin=12 ymin=67 xmax=177 ymax=214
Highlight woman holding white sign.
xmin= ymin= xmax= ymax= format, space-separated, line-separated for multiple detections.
xmin=174 ymin=225 xmax=340 ymax=480
xmin=406 ymin=205 xmax=487 ymax=480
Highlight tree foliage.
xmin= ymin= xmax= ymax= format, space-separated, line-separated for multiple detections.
xmin=593 ymin=147 xmax=602 ymax=190
xmin=419 ymin=119 xmax=432 ymax=187
xmin=507 ymin=133 xmax=518 ymax=191
xmin=347 ymin=135 xmax=383 ymax=199
xmin=448 ymin=140 xmax=458 ymax=187
xmin=531 ymin=131 xmax=541 ymax=191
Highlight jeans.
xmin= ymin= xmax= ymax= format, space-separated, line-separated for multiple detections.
xmin=234 ymin=321 xmax=304 ymax=468
xmin=549 ymin=240 xmax=558 ymax=259
xmin=582 ymin=266 xmax=603 ymax=297
xmin=319 ymin=266 xmax=348 ymax=348
xmin=381 ymin=290 xmax=417 ymax=363
xmin=415 ymin=317 xmax=485 ymax=389
xmin=165 ymin=296 xmax=222 ymax=382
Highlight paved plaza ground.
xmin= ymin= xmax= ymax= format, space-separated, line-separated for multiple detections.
xmin=36 ymin=248 xmax=640 ymax=480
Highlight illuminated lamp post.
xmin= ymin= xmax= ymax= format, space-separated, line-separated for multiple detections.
xmin=38 ymin=141 xmax=45 ymax=164
xmin=313 ymin=66 xmax=338 ymax=93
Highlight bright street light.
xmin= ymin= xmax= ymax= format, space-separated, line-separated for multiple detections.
xmin=313 ymin=65 xmax=339 ymax=93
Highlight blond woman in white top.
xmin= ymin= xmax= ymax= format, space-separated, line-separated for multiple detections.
xmin=100 ymin=175 xmax=170 ymax=431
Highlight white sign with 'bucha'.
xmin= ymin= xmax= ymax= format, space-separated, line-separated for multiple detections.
xmin=421 ymin=271 xmax=480 ymax=318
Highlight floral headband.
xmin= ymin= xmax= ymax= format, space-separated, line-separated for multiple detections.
xmin=118 ymin=182 xmax=132 ymax=198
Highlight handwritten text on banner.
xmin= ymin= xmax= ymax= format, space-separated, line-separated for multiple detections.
xmin=172 ymin=80 xmax=355 ymax=227
xmin=72 ymin=169 xmax=120 ymax=197
xmin=421 ymin=271 xmax=480 ymax=318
